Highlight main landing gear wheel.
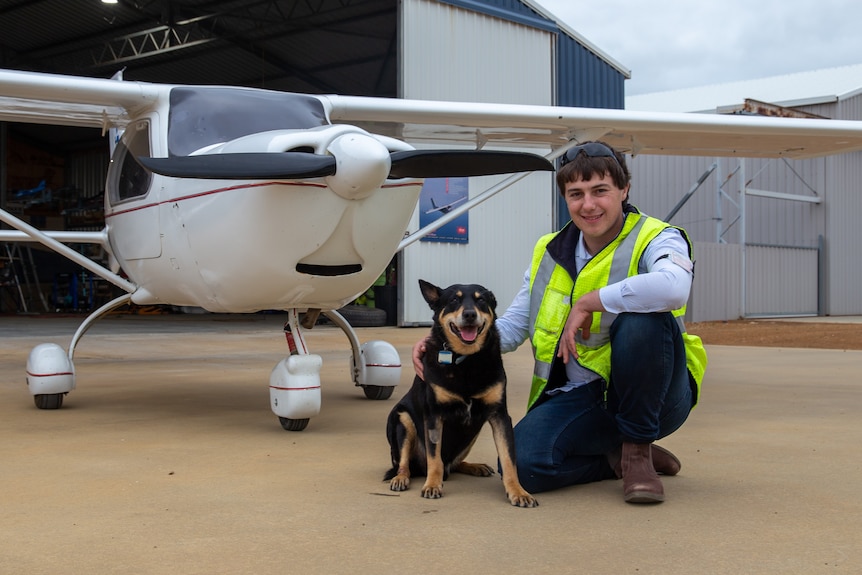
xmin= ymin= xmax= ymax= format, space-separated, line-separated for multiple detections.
xmin=361 ymin=385 xmax=395 ymax=400
xmin=26 ymin=296 xmax=132 ymax=411
xmin=34 ymin=393 xmax=65 ymax=409
xmin=278 ymin=417 xmax=310 ymax=432
xmin=26 ymin=343 xmax=76 ymax=409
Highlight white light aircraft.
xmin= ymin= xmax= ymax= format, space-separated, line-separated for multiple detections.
xmin=3 ymin=68 xmax=862 ymax=431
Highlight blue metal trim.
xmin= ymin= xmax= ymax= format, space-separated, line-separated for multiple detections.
xmin=435 ymin=0 xmax=558 ymax=32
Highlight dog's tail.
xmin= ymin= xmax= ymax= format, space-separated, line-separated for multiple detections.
xmin=383 ymin=465 xmax=399 ymax=481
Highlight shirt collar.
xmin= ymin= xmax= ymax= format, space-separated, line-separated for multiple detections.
xmin=575 ymin=233 xmax=592 ymax=272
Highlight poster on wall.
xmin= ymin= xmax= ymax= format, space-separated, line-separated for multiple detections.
xmin=418 ymin=177 xmax=469 ymax=243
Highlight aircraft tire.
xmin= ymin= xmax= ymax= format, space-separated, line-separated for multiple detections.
xmin=34 ymin=393 xmax=64 ymax=409
xmin=336 ymin=304 xmax=387 ymax=327
xmin=278 ymin=417 xmax=310 ymax=431
xmin=362 ymin=385 xmax=395 ymax=400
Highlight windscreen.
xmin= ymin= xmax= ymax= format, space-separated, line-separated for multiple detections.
xmin=168 ymin=87 xmax=329 ymax=157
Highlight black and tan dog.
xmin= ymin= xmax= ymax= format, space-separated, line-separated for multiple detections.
xmin=384 ymin=280 xmax=537 ymax=507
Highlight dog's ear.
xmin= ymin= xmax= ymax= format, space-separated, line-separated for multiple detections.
xmin=484 ymin=289 xmax=498 ymax=312
xmin=418 ymin=279 xmax=442 ymax=307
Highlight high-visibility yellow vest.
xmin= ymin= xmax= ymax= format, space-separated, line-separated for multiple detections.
xmin=526 ymin=212 xmax=707 ymax=409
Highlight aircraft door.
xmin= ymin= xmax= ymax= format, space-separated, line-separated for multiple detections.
xmin=105 ymin=120 xmax=161 ymax=261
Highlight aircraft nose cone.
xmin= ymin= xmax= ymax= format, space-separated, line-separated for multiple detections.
xmin=325 ymin=133 xmax=391 ymax=200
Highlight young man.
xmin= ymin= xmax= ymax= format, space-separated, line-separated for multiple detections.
xmin=413 ymin=141 xmax=706 ymax=503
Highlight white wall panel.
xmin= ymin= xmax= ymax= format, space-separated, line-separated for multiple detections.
xmin=401 ymin=0 xmax=553 ymax=104
xmin=399 ymin=0 xmax=555 ymax=324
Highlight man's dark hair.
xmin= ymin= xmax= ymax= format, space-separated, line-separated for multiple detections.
xmin=556 ymin=141 xmax=631 ymax=195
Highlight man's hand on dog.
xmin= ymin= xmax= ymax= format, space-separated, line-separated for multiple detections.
xmin=412 ymin=334 xmax=430 ymax=380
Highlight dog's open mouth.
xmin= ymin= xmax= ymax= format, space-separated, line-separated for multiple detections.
xmin=450 ymin=322 xmax=484 ymax=344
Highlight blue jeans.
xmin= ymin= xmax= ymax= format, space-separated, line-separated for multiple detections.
xmin=512 ymin=312 xmax=695 ymax=493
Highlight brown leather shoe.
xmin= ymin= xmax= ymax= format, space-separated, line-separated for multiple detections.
xmin=607 ymin=443 xmax=681 ymax=478
xmin=621 ymin=442 xmax=665 ymax=503
xmin=651 ymin=444 xmax=681 ymax=476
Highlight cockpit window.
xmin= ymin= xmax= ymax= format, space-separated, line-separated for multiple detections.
xmin=167 ymin=87 xmax=329 ymax=157
xmin=108 ymin=120 xmax=152 ymax=204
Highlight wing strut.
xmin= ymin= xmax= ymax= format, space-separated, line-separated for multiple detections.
xmin=0 ymin=208 xmax=136 ymax=293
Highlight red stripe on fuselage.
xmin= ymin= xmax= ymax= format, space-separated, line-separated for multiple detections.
xmin=105 ymin=181 xmax=419 ymax=219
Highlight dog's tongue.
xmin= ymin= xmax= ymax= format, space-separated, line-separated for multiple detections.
xmin=460 ymin=325 xmax=478 ymax=342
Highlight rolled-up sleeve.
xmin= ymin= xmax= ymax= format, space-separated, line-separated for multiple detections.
xmin=598 ymin=229 xmax=693 ymax=314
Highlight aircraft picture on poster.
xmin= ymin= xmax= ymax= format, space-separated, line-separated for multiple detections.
xmin=419 ymin=177 xmax=469 ymax=243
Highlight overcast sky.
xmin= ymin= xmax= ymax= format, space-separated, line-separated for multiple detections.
xmin=535 ymin=0 xmax=862 ymax=96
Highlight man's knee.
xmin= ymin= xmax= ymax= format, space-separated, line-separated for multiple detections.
xmin=610 ymin=312 xmax=680 ymax=353
xmin=612 ymin=311 xmax=674 ymax=336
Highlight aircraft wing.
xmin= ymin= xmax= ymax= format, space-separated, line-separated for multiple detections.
xmin=4 ymin=67 xmax=862 ymax=159
xmin=0 ymin=68 xmax=162 ymax=129
xmin=322 ymin=95 xmax=862 ymax=160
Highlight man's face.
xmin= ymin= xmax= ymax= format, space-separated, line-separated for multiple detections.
xmin=563 ymin=171 xmax=629 ymax=254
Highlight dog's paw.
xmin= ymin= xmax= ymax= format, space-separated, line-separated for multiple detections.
xmin=389 ymin=475 xmax=410 ymax=492
xmin=421 ymin=484 xmax=444 ymax=499
xmin=508 ymin=490 xmax=539 ymax=508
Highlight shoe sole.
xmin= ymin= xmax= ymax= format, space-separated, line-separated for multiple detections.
xmin=624 ymin=491 xmax=665 ymax=504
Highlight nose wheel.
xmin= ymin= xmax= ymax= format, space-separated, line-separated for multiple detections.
xmin=269 ymin=308 xmax=401 ymax=431
xmin=270 ymin=309 xmax=323 ymax=431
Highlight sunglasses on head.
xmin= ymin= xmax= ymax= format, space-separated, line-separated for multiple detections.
xmin=560 ymin=142 xmax=623 ymax=171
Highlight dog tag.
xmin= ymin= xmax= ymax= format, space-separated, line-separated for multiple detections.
xmin=438 ymin=350 xmax=454 ymax=365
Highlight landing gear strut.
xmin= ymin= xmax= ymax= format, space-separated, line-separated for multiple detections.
xmin=268 ymin=308 xmax=402 ymax=431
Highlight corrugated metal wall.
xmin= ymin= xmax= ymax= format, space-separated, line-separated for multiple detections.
xmin=399 ymin=0 xmax=555 ymax=324
xmin=628 ymin=154 xmax=720 ymax=242
xmin=745 ymin=245 xmax=819 ymax=317
xmin=401 ymin=0 xmax=553 ymax=105
xmin=688 ymin=242 xmax=742 ymax=322
xmin=630 ymin=88 xmax=862 ymax=318
xmin=556 ymin=35 xmax=625 ymax=109
xmin=823 ymin=94 xmax=862 ymax=315
xmin=66 ymin=149 xmax=109 ymax=199
xmin=630 ymin=154 xmax=825 ymax=247
xmin=686 ymin=242 xmax=819 ymax=322
xmin=632 ymin=153 xmax=828 ymax=319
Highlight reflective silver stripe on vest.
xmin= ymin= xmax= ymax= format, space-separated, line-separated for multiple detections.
xmin=529 ymin=250 xmax=559 ymax=382
xmin=675 ymin=314 xmax=687 ymax=334
xmin=533 ymin=354 xmax=552 ymax=381
xmin=528 ymin=251 xmax=558 ymax=342
xmin=592 ymin=217 xmax=648 ymax=343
